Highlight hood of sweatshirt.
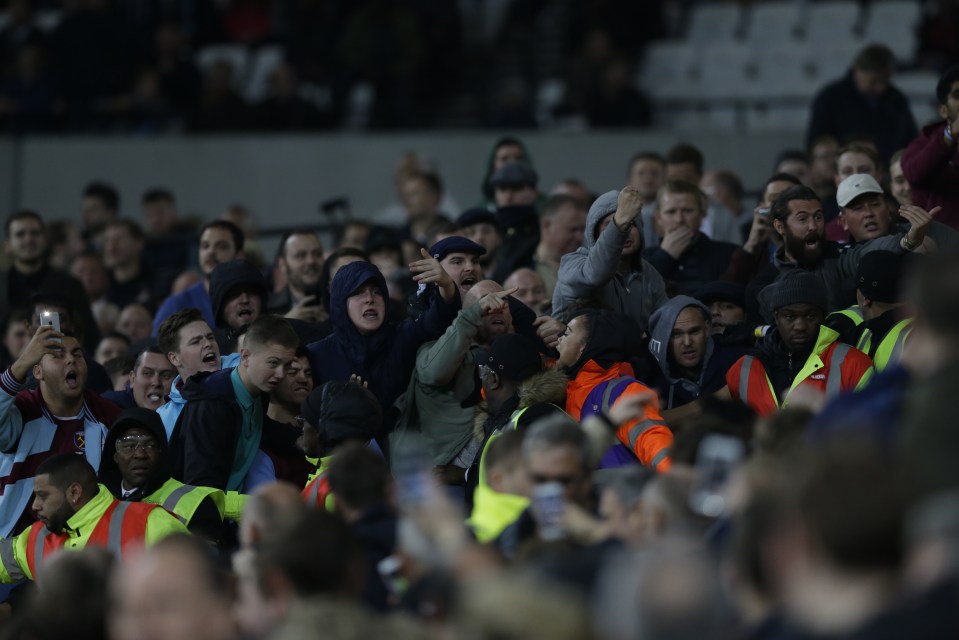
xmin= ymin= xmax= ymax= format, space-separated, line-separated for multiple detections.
xmin=647 ymin=295 xmax=715 ymax=382
xmin=209 ymin=259 xmax=268 ymax=329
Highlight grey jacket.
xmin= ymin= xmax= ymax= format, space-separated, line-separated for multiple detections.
xmin=552 ymin=190 xmax=668 ymax=332
xmin=391 ymin=303 xmax=485 ymax=466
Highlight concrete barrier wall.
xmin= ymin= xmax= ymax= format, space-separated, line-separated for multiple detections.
xmin=10 ymin=130 xmax=800 ymax=227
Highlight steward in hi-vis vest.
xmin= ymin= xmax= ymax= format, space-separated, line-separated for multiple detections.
xmin=725 ymin=271 xmax=874 ymax=417
xmin=98 ymin=408 xmax=225 ymax=544
xmin=0 ymin=454 xmax=186 ymax=582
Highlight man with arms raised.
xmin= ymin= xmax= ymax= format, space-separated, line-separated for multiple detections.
xmin=0 ymin=326 xmax=119 ymax=537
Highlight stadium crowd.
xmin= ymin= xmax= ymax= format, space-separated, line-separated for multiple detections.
xmin=0 ymin=43 xmax=957 ymax=640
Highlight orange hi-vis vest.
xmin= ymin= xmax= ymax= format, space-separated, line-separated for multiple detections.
xmin=24 ymin=500 xmax=159 ymax=579
xmin=302 ymin=469 xmax=334 ymax=511
xmin=566 ymin=359 xmax=672 ymax=472
xmin=726 ymin=326 xmax=874 ymax=417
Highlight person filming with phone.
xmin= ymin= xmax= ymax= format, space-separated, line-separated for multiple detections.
xmin=0 ymin=322 xmax=120 ymax=538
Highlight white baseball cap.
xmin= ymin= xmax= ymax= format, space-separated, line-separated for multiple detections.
xmin=837 ymin=173 xmax=884 ymax=208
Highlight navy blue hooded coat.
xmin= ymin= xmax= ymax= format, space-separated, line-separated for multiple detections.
xmin=306 ymin=261 xmax=459 ymax=432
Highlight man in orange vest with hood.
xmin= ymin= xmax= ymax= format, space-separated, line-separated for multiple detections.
xmin=724 ymin=271 xmax=874 ymax=416
xmin=557 ymin=309 xmax=672 ymax=471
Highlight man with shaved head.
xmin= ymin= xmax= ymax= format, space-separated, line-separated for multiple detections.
xmin=393 ymin=280 xmax=517 ymax=490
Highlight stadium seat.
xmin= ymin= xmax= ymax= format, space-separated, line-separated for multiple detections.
xmin=862 ymin=1 xmax=922 ymax=64
xmin=744 ymin=2 xmax=802 ymax=46
xmin=640 ymin=40 xmax=698 ymax=102
xmin=746 ymin=44 xmax=818 ymax=101
xmin=809 ymin=42 xmax=863 ymax=83
xmin=745 ymin=104 xmax=810 ymax=132
xmin=687 ymin=3 xmax=743 ymax=43
xmin=699 ymin=43 xmax=752 ymax=101
xmin=801 ymin=1 xmax=862 ymax=41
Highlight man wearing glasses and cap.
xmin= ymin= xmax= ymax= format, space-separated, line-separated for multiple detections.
xmin=98 ymin=407 xmax=226 ymax=544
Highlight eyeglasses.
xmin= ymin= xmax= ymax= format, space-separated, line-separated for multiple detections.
xmin=116 ymin=436 xmax=159 ymax=455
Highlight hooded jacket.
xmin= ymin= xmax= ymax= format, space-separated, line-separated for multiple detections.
xmin=208 ymin=259 xmax=268 ymax=352
xmin=99 ymin=408 xmax=225 ymax=540
xmin=563 ymin=311 xmax=672 ymax=472
xmin=646 ymin=296 xmax=748 ymax=409
xmin=552 ymin=190 xmax=668 ymax=332
xmin=306 ymin=261 xmax=460 ymax=434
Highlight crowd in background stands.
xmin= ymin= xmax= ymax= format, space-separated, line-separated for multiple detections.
xmin=2 ymin=0 xmax=958 ymax=132
xmin=0 ymin=49 xmax=958 ymax=640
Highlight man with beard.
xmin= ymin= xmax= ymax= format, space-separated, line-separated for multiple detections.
xmin=245 ymin=347 xmax=315 ymax=490
xmin=152 ymin=220 xmax=244 ymax=334
xmin=0 ymin=327 xmax=120 ymax=537
xmin=392 ymin=280 xmax=516 ymax=489
xmin=0 ymin=454 xmax=186 ymax=583
xmin=744 ymin=185 xmax=937 ymax=318
xmin=724 ymin=272 xmax=874 ymax=417
xmin=267 ymin=230 xmax=326 ymax=324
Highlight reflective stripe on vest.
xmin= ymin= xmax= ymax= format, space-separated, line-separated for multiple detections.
xmin=161 ymin=484 xmax=195 ymax=523
xmin=24 ymin=523 xmax=63 ymax=580
xmin=86 ymin=500 xmax=156 ymax=559
xmin=738 ymin=356 xmax=753 ymax=406
xmin=873 ymin=320 xmax=911 ymax=372
xmin=626 ymin=417 xmax=669 ymax=449
xmin=855 ymin=328 xmax=873 ymax=353
xmin=825 ymin=343 xmax=851 ymax=399
xmin=0 ymin=538 xmax=24 ymax=582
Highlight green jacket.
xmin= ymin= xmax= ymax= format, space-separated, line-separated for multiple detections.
xmin=392 ymin=303 xmax=486 ymax=466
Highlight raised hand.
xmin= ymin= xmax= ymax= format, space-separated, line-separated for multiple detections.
xmin=900 ymin=204 xmax=941 ymax=249
xmin=477 ymin=287 xmax=517 ymax=315
xmin=614 ymin=186 xmax=645 ymax=228
xmin=12 ymin=325 xmax=63 ymax=382
xmin=409 ymin=248 xmax=456 ymax=301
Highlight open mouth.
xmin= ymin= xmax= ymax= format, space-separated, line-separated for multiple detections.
xmin=804 ymin=238 xmax=820 ymax=249
xmin=490 ymin=317 xmax=506 ymax=326
xmin=362 ymin=309 xmax=379 ymax=321
xmin=862 ymin=221 xmax=879 ymax=233
xmin=237 ymin=308 xmax=253 ymax=322
xmin=64 ymin=371 xmax=79 ymax=389
xmin=460 ymin=276 xmax=477 ymax=289
xmin=146 ymin=392 xmax=162 ymax=404
xmin=202 ymin=351 xmax=218 ymax=365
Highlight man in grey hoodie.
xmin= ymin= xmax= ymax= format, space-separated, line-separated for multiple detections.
xmin=647 ymin=296 xmax=749 ymax=412
xmin=552 ymin=188 xmax=668 ymax=334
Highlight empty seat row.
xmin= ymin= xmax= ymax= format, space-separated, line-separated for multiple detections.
xmin=640 ymin=39 xmax=930 ymax=104
xmin=687 ymin=0 xmax=921 ymax=63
